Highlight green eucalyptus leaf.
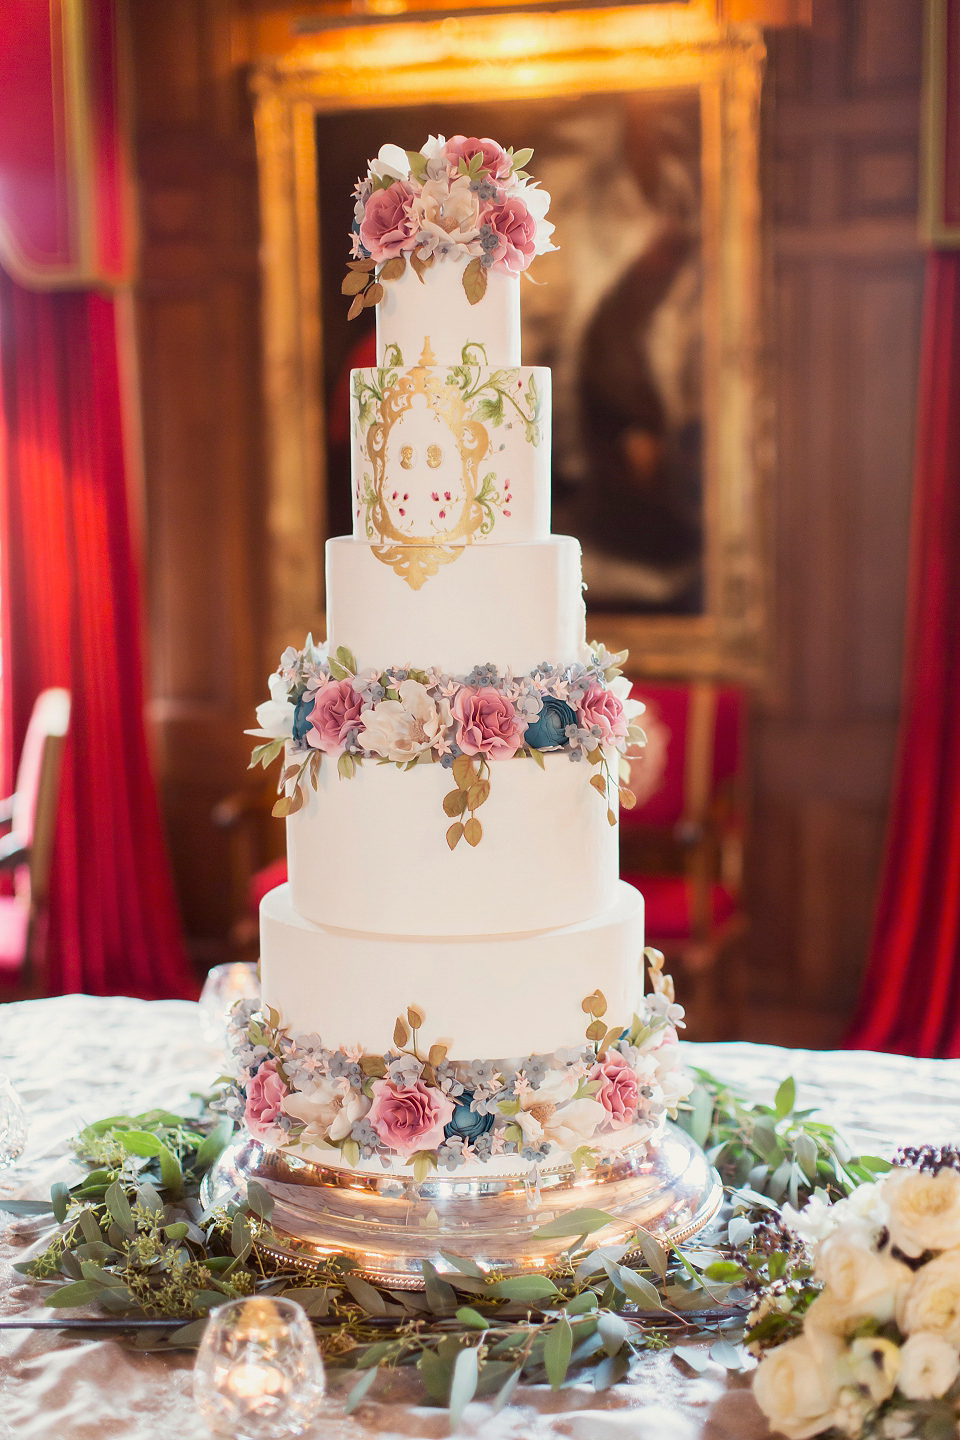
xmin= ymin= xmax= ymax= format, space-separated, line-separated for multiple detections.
xmin=544 ymin=1315 xmax=573 ymax=1390
xmin=44 ymin=1280 xmax=104 ymax=1308
xmin=343 ymin=1272 xmax=387 ymax=1316
xmin=774 ymin=1076 xmax=796 ymax=1119
xmin=105 ymin=1181 xmax=134 ymax=1234
xmin=345 ymin=1365 xmax=380 ymax=1414
xmin=448 ymin=1344 xmax=479 ymax=1428
xmin=531 ymin=1208 xmax=617 ymax=1239
xmin=455 ymin=1306 xmax=489 ymax=1329
xmin=245 ymin=1180 xmax=274 ymax=1220
xmin=488 ymin=1274 xmax=560 ymax=1304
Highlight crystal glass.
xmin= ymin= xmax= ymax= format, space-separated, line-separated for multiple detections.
xmin=199 ymin=961 xmax=261 ymax=1051
xmin=0 ymin=1071 xmax=26 ymax=1169
xmin=193 ymin=1297 xmax=326 ymax=1439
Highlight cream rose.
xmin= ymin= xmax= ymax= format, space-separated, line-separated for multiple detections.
xmin=883 ymin=1166 xmax=960 ymax=1258
xmin=752 ymin=1330 xmax=844 ymax=1440
xmin=897 ymin=1331 xmax=960 ymax=1399
xmin=805 ymin=1229 xmax=912 ymax=1334
xmin=358 ymin=681 xmax=449 ymax=762
xmin=896 ymin=1248 xmax=960 ymax=1343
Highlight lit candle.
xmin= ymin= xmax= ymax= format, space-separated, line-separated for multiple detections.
xmin=225 ymin=1360 xmax=287 ymax=1403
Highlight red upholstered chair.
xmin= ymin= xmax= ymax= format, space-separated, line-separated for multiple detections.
xmin=0 ymin=688 xmax=71 ymax=996
xmin=620 ymin=681 xmax=747 ymax=1037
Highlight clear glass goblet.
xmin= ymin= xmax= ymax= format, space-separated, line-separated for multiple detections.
xmin=193 ymin=1296 xmax=325 ymax=1440
xmin=199 ymin=961 xmax=261 ymax=1052
xmin=0 ymin=1072 xmax=26 ymax=1169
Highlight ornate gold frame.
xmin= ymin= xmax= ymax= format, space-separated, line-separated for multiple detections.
xmin=252 ymin=8 xmax=768 ymax=682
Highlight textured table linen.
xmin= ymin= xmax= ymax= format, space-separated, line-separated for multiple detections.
xmin=2 ymin=994 xmax=959 ymax=1440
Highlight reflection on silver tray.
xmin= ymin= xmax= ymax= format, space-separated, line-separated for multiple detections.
xmin=203 ymin=1122 xmax=722 ymax=1289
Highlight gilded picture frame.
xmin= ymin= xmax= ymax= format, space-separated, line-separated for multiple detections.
xmin=252 ymin=8 xmax=768 ymax=682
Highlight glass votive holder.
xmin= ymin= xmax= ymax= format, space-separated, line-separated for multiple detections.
xmin=193 ymin=1296 xmax=326 ymax=1440
xmin=199 ymin=961 xmax=261 ymax=1051
xmin=0 ymin=1072 xmax=26 ymax=1169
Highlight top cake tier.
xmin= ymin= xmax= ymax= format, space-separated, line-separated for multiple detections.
xmin=347 ymin=134 xmax=555 ymax=368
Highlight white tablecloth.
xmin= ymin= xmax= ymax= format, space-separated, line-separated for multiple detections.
xmin=2 ymin=995 xmax=959 ymax=1440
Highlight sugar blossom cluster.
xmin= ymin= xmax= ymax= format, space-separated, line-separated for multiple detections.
xmin=751 ymin=1164 xmax=960 ymax=1438
xmin=247 ymin=636 xmax=646 ymax=845
xmin=344 ymin=135 xmax=556 ymax=312
xmin=223 ymin=955 xmax=693 ymax=1179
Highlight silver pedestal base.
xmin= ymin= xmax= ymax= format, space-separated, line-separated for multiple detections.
xmin=203 ymin=1124 xmax=722 ymax=1288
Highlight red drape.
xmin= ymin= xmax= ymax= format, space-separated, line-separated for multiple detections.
xmin=0 ymin=267 xmax=195 ymax=998
xmin=846 ymin=251 xmax=960 ymax=1055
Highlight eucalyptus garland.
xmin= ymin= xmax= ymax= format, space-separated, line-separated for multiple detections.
xmin=1 ymin=1072 xmax=890 ymax=1419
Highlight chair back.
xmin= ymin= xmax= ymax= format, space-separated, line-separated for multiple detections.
xmin=12 ymin=688 xmax=70 ymax=911
xmin=623 ymin=681 xmax=745 ymax=834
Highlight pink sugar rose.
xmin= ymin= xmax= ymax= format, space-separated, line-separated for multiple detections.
xmin=481 ymin=196 xmax=537 ymax=275
xmin=445 ymin=135 xmax=513 ymax=183
xmin=307 ymin=678 xmax=363 ymax=757
xmin=589 ymin=1051 xmax=639 ymax=1129
xmin=451 ymin=686 xmax=526 ymax=758
xmin=244 ymin=1061 xmax=288 ymax=1139
xmin=359 ymin=179 xmax=419 ymax=262
xmin=367 ymin=1078 xmax=455 ymax=1156
xmin=579 ymin=682 xmax=628 ymax=744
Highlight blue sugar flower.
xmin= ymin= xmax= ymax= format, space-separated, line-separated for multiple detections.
xmin=524 ymin=697 xmax=577 ymax=751
xmin=292 ymin=693 xmax=315 ymax=745
xmin=445 ymin=1092 xmax=496 ymax=1141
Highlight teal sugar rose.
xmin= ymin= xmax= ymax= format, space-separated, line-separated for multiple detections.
xmin=523 ymin=696 xmax=577 ymax=750
xmin=292 ymin=693 xmax=315 ymax=746
xmin=444 ymin=1093 xmax=496 ymax=1141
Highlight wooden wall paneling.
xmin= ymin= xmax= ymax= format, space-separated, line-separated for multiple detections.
xmin=743 ymin=0 xmax=924 ymax=1044
xmin=131 ymin=0 xmax=270 ymax=960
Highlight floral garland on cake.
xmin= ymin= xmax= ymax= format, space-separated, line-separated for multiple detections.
xmin=343 ymin=134 xmax=556 ymax=316
xmin=247 ymin=638 xmax=646 ymax=850
xmin=222 ymin=951 xmax=693 ymax=1180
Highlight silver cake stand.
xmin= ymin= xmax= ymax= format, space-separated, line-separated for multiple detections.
xmin=203 ymin=1124 xmax=722 ymax=1288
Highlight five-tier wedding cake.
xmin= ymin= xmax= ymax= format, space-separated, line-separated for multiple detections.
xmin=228 ymin=134 xmax=692 ymax=1184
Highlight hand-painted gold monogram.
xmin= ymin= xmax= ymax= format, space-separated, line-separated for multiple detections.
xmin=364 ymin=345 xmax=492 ymax=590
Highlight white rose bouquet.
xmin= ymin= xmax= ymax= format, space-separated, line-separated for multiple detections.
xmin=750 ymin=1150 xmax=960 ymax=1439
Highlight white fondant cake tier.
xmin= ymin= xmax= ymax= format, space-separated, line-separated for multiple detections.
xmin=325 ymin=535 xmax=586 ymax=675
xmin=376 ymin=255 xmax=520 ymax=368
xmin=286 ymin=745 xmax=621 ymax=937
xmin=350 ymin=364 xmax=550 ymax=547
xmin=259 ymin=879 xmax=645 ymax=1058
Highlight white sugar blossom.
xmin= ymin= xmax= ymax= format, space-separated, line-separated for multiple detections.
xmin=412 ymin=175 xmax=482 ymax=257
xmin=516 ymin=1068 xmax=605 ymax=1152
xmin=282 ymin=1076 xmax=370 ymax=1148
xmin=369 ymin=143 xmax=410 ymax=183
xmin=359 ymin=681 xmax=451 ymax=762
xmin=246 ymin=670 xmax=294 ymax=740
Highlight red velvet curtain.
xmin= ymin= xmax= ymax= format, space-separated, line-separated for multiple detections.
xmin=0 ymin=268 xmax=194 ymax=998
xmin=846 ymin=251 xmax=960 ymax=1055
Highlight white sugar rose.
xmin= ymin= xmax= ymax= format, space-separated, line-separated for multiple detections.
xmin=883 ymin=1166 xmax=960 ymax=1258
xmin=359 ymin=681 xmax=450 ymax=762
xmin=844 ymin=1335 xmax=900 ymax=1403
xmin=516 ymin=1068 xmax=605 ymax=1153
xmin=897 ymin=1331 xmax=960 ymax=1399
xmin=896 ymin=1248 xmax=960 ymax=1343
xmin=752 ymin=1329 xmax=844 ymax=1440
xmin=805 ymin=1229 xmax=912 ymax=1334
xmin=282 ymin=1076 xmax=370 ymax=1147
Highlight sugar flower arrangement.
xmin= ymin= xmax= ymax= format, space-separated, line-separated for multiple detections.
xmin=223 ymin=949 xmax=693 ymax=1180
xmin=750 ymin=1150 xmax=960 ymax=1439
xmin=343 ymin=134 xmax=556 ymax=315
xmin=247 ymin=636 xmax=646 ymax=850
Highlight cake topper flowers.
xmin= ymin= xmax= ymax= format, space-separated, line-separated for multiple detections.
xmin=343 ymin=134 xmax=556 ymax=316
